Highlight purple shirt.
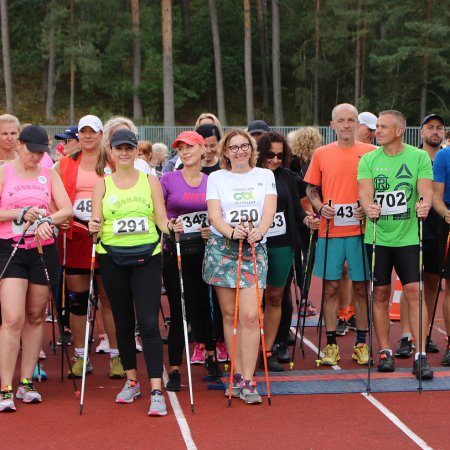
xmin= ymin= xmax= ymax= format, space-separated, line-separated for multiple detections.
xmin=160 ymin=170 xmax=208 ymax=219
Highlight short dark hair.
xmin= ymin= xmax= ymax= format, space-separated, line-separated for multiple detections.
xmin=256 ymin=131 xmax=292 ymax=168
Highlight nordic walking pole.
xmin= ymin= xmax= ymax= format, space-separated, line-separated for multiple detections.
xmin=316 ymin=200 xmax=332 ymax=367
xmin=35 ymin=234 xmax=80 ymax=398
xmin=427 ymin=226 xmax=450 ymax=348
xmin=418 ymin=197 xmax=424 ymax=392
xmin=367 ymin=203 xmax=378 ymax=394
xmin=49 ymin=298 xmax=57 ymax=353
xmin=60 ymin=232 xmax=67 ymax=382
xmin=79 ymin=234 xmax=97 ymax=415
xmin=174 ymin=228 xmax=195 ymax=415
xmin=228 ymin=220 xmax=244 ymax=407
xmin=88 ymin=290 xmax=98 ymax=353
xmin=0 ymin=222 xmax=31 ymax=280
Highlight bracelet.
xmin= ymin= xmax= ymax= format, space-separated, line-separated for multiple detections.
xmin=318 ymin=205 xmax=324 ymax=215
xmin=35 ymin=216 xmax=53 ymax=228
xmin=17 ymin=206 xmax=31 ymax=225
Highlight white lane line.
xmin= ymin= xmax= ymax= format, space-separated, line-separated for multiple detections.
xmin=294 ymin=328 xmax=433 ymax=449
xmin=163 ymin=367 xmax=198 ymax=450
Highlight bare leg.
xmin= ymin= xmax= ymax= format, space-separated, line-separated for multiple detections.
xmin=263 ymin=285 xmax=284 ymax=351
xmin=353 ymin=281 xmax=368 ymax=330
xmin=403 ymin=282 xmax=428 ymax=353
xmin=323 ymin=280 xmax=340 ymax=332
xmin=373 ymin=285 xmax=392 ymax=350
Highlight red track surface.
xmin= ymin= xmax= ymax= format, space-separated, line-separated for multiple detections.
xmin=2 ymin=276 xmax=450 ymax=450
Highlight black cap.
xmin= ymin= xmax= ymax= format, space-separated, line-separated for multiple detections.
xmin=110 ymin=129 xmax=138 ymax=148
xmin=247 ymin=120 xmax=270 ymax=135
xmin=421 ymin=114 xmax=445 ymax=128
xmin=195 ymin=123 xmax=221 ymax=141
xmin=55 ymin=126 xmax=78 ymax=140
xmin=18 ymin=125 xmax=50 ymax=153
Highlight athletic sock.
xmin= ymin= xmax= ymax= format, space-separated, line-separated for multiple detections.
xmin=346 ymin=306 xmax=355 ymax=320
xmin=110 ymin=348 xmax=119 ymax=358
xmin=338 ymin=309 xmax=347 ymax=320
xmin=380 ymin=348 xmax=392 ymax=356
xmin=402 ymin=333 xmax=413 ymax=340
xmin=355 ymin=329 xmax=367 ymax=345
xmin=326 ymin=331 xmax=337 ymax=346
xmin=414 ymin=352 xmax=426 ymax=361
xmin=75 ymin=347 xmax=85 ymax=358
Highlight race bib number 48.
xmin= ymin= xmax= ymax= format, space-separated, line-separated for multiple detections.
xmin=225 ymin=207 xmax=259 ymax=226
xmin=181 ymin=211 xmax=208 ymax=234
xmin=113 ymin=217 xmax=149 ymax=235
xmin=375 ymin=190 xmax=407 ymax=215
xmin=73 ymin=199 xmax=92 ymax=221
xmin=334 ymin=203 xmax=359 ymax=226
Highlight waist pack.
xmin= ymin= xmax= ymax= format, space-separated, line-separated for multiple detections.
xmin=166 ymin=232 xmax=205 ymax=257
xmin=102 ymin=242 xmax=159 ymax=267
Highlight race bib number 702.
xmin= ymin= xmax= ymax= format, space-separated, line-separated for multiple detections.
xmin=375 ymin=190 xmax=407 ymax=215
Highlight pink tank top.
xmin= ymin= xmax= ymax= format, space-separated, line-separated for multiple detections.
xmin=0 ymin=163 xmax=53 ymax=244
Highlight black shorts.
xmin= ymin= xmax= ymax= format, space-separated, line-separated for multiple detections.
xmin=66 ymin=267 xmax=100 ymax=276
xmin=0 ymin=239 xmax=60 ymax=286
xmin=365 ymin=244 xmax=419 ymax=287
xmin=423 ymin=239 xmax=439 ymax=275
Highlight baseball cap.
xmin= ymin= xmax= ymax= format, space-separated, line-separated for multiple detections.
xmin=358 ymin=112 xmax=377 ymax=131
xmin=55 ymin=126 xmax=79 ymax=140
xmin=110 ymin=129 xmax=138 ymax=148
xmin=421 ymin=114 xmax=445 ymax=128
xmin=172 ymin=131 xmax=205 ymax=149
xmin=247 ymin=120 xmax=270 ymax=135
xmin=78 ymin=115 xmax=103 ymax=133
xmin=18 ymin=125 xmax=50 ymax=153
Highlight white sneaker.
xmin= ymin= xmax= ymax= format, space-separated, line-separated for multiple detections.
xmin=96 ymin=334 xmax=110 ymax=353
xmin=39 ymin=349 xmax=46 ymax=360
xmin=135 ymin=337 xmax=142 ymax=353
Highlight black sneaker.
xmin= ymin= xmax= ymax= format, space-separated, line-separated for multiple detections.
xmin=165 ymin=370 xmax=181 ymax=392
xmin=259 ymin=351 xmax=283 ymax=372
xmin=57 ymin=328 xmax=72 ymax=347
xmin=275 ymin=343 xmax=290 ymax=363
xmin=426 ymin=338 xmax=439 ymax=353
xmin=205 ymin=355 xmax=222 ymax=378
xmin=336 ymin=318 xmax=348 ymax=336
xmin=347 ymin=315 xmax=357 ymax=331
xmin=441 ymin=346 xmax=450 ymax=366
xmin=412 ymin=355 xmax=433 ymax=380
xmin=395 ymin=336 xmax=413 ymax=358
xmin=287 ymin=330 xmax=295 ymax=346
xmin=378 ymin=350 xmax=395 ymax=372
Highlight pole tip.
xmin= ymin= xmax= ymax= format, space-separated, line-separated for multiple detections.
xmin=289 ymin=362 xmax=294 ymax=370
xmin=268 ymin=398 xmax=272 ymax=406
xmin=315 ymin=359 xmax=321 ymax=367
xmin=191 ymin=404 xmax=195 ymax=415
xmin=75 ymin=390 xmax=81 ymax=399
xmin=228 ymin=399 xmax=232 ymax=407
xmin=224 ymin=364 xmax=229 ymax=372
xmin=79 ymin=405 xmax=83 ymax=415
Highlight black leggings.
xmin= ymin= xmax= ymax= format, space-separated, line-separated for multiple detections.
xmin=163 ymin=250 xmax=215 ymax=366
xmin=98 ymin=253 xmax=163 ymax=379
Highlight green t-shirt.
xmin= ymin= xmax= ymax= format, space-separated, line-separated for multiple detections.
xmin=357 ymin=144 xmax=432 ymax=247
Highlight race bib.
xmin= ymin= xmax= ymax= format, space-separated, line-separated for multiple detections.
xmin=113 ymin=217 xmax=149 ymax=235
xmin=181 ymin=211 xmax=208 ymax=234
xmin=334 ymin=203 xmax=359 ymax=226
xmin=266 ymin=212 xmax=286 ymax=237
xmin=375 ymin=191 xmax=407 ymax=215
xmin=12 ymin=219 xmax=38 ymax=236
xmin=225 ymin=207 xmax=260 ymax=226
xmin=73 ymin=198 xmax=92 ymax=221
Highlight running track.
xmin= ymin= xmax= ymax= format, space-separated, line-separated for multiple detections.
xmin=3 ymin=276 xmax=450 ymax=450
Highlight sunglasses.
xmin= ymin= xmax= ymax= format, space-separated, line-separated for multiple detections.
xmin=266 ymin=151 xmax=283 ymax=160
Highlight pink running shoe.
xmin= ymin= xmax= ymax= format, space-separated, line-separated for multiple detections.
xmin=190 ymin=343 xmax=206 ymax=364
xmin=216 ymin=340 xmax=228 ymax=362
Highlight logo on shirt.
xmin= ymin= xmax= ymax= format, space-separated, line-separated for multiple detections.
xmin=233 ymin=191 xmax=255 ymax=201
xmin=374 ymin=174 xmax=389 ymax=192
xmin=396 ymin=164 xmax=412 ymax=179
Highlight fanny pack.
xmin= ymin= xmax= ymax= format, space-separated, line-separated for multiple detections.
xmin=166 ymin=232 xmax=205 ymax=257
xmin=102 ymin=242 xmax=159 ymax=267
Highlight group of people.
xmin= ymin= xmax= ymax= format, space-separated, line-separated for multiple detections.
xmin=0 ymin=103 xmax=449 ymax=416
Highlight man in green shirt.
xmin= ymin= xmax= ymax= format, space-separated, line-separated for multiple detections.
xmin=358 ymin=110 xmax=434 ymax=380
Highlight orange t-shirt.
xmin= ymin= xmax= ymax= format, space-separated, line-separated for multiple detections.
xmin=304 ymin=141 xmax=375 ymax=238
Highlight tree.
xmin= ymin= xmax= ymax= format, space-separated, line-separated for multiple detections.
xmin=272 ymin=0 xmax=283 ymax=125
xmin=313 ymin=0 xmax=320 ymax=125
xmin=243 ymin=0 xmax=254 ymax=123
xmin=0 ymin=0 xmax=14 ymax=114
xmin=162 ymin=0 xmax=175 ymax=125
xmin=208 ymin=0 xmax=226 ymax=125
xmin=131 ymin=0 xmax=143 ymax=123
xmin=420 ymin=0 xmax=431 ymax=119
xmin=69 ymin=0 xmax=75 ymax=124
xmin=257 ymin=0 xmax=269 ymax=111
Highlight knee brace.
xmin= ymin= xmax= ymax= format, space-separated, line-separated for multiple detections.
xmin=68 ymin=291 xmax=89 ymax=316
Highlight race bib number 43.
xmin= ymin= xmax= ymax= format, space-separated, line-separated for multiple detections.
xmin=375 ymin=190 xmax=407 ymax=215
xmin=113 ymin=217 xmax=149 ymax=235
xmin=225 ymin=207 xmax=259 ymax=225
xmin=334 ymin=203 xmax=359 ymax=226
xmin=181 ymin=211 xmax=208 ymax=234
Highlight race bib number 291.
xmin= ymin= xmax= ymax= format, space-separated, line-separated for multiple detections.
xmin=113 ymin=217 xmax=149 ymax=235
xmin=375 ymin=190 xmax=407 ymax=215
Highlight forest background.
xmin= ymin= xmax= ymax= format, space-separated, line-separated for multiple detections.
xmin=1 ymin=0 xmax=449 ymax=127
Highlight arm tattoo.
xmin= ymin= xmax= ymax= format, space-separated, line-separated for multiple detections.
xmin=306 ymin=184 xmax=321 ymax=202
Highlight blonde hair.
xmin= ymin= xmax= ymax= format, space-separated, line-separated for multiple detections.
xmin=289 ymin=127 xmax=322 ymax=163
xmin=0 ymin=113 xmax=20 ymax=131
xmin=195 ymin=112 xmax=223 ymax=136
xmin=218 ymin=129 xmax=257 ymax=170
xmin=103 ymin=116 xmax=138 ymax=149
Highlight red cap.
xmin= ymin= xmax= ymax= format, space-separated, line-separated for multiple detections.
xmin=172 ymin=131 xmax=205 ymax=149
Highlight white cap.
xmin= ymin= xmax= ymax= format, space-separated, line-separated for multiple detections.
xmin=358 ymin=112 xmax=377 ymax=131
xmin=78 ymin=115 xmax=103 ymax=133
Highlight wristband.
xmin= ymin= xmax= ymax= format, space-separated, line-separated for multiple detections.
xmin=318 ymin=205 xmax=324 ymax=215
xmin=231 ymin=229 xmax=235 ymax=240
xmin=17 ymin=206 xmax=31 ymax=225
xmin=35 ymin=216 xmax=53 ymax=228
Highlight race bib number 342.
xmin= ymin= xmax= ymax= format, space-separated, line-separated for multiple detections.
xmin=375 ymin=190 xmax=407 ymax=215
xmin=181 ymin=211 xmax=208 ymax=234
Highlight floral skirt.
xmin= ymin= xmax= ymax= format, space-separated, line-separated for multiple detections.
xmin=202 ymin=235 xmax=268 ymax=289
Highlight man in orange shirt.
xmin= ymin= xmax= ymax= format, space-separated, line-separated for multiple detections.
xmin=304 ymin=103 xmax=375 ymax=366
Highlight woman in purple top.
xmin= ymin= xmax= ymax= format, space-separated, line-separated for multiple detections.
xmin=160 ymin=131 xmax=220 ymax=392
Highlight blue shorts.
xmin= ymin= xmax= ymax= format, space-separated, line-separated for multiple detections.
xmin=313 ymin=235 xmax=369 ymax=281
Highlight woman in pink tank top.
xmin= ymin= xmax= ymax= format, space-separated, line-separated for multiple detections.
xmin=0 ymin=125 xmax=72 ymax=412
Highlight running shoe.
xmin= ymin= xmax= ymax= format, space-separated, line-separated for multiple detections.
xmin=395 ymin=336 xmax=413 ymax=358
xmin=378 ymin=350 xmax=395 ymax=372
xmin=239 ymin=380 xmax=262 ymax=404
xmin=299 ymin=301 xmax=317 ymax=317
xmin=116 ymin=380 xmax=141 ymax=403
xmin=135 ymin=337 xmax=143 ymax=353
xmin=109 ymin=356 xmax=126 ymax=379
xmin=68 ymin=355 xmax=93 ymax=378
xmin=190 ymin=343 xmax=206 ymax=364
xmin=412 ymin=355 xmax=433 ymax=380
xmin=57 ymin=328 xmax=72 ymax=347
xmin=347 ymin=315 xmax=357 ymax=331
xmin=32 ymin=363 xmax=48 ymax=381
xmin=287 ymin=330 xmax=296 ymax=345
xmin=426 ymin=338 xmax=439 ymax=353
xmin=96 ymin=334 xmax=110 ymax=353
xmin=45 ymin=314 xmax=56 ymax=323
xmin=205 ymin=355 xmax=223 ymax=378
xmin=321 ymin=344 xmax=340 ymax=366
xmin=259 ymin=351 xmax=283 ymax=372
xmin=441 ymin=346 xmax=450 ymax=366
xmin=148 ymin=390 xmax=167 ymax=416
xmin=216 ymin=340 xmax=228 ymax=362
xmin=16 ymin=379 xmax=42 ymax=403
xmin=39 ymin=349 xmax=46 ymax=360
xmin=225 ymin=373 xmax=242 ymax=398
xmin=166 ymin=370 xmax=181 ymax=392
xmin=336 ymin=318 xmax=348 ymax=336
xmin=0 ymin=386 xmax=16 ymax=412
xmin=352 ymin=343 xmax=369 ymax=365
xmin=275 ymin=342 xmax=290 ymax=363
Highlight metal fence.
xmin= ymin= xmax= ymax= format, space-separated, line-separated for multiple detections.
xmin=44 ymin=125 xmax=423 ymax=151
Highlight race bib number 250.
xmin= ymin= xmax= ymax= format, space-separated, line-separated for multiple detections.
xmin=225 ymin=207 xmax=259 ymax=226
